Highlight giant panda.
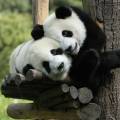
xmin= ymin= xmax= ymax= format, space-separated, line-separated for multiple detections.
xmin=9 ymin=32 xmax=71 ymax=81
xmin=32 ymin=6 xmax=106 ymax=55
xmin=31 ymin=6 xmax=106 ymax=94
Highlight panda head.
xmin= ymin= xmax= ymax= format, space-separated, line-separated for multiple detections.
xmin=31 ymin=6 xmax=87 ymax=55
xmin=30 ymin=37 xmax=71 ymax=81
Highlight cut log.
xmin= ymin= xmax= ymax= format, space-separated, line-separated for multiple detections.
xmin=78 ymin=87 xmax=93 ymax=104
xmin=7 ymin=103 xmax=80 ymax=120
xmin=69 ymin=86 xmax=78 ymax=100
xmin=77 ymin=103 xmax=101 ymax=120
xmin=61 ymin=83 xmax=69 ymax=93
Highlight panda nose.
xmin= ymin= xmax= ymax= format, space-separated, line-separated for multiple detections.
xmin=65 ymin=46 xmax=72 ymax=53
xmin=58 ymin=62 xmax=64 ymax=71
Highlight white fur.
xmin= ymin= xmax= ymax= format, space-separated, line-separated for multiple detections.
xmin=10 ymin=37 xmax=71 ymax=81
xmin=60 ymin=37 xmax=80 ymax=54
xmin=44 ymin=8 xmax=87 ymax=55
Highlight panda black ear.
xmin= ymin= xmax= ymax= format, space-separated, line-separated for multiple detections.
xmin=55 ymin=6 xmax=72 ymax=19
xmin=31 ymin=24 xmax=44 ymax=40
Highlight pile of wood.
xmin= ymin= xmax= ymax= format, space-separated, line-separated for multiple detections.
xmin=1 ymin=69 xmax=101 ymax=120
xmin=2 ymin=69 xmax=94 ymax=104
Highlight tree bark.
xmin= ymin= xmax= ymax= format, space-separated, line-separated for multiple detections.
xmin=32 ymin=0 xmax=49 ymax=25
xmin=83 ymin=0 xmax=120 ymax=119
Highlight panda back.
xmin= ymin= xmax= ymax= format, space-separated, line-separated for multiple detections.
xmin=9 ymin=40 xmax=33 ymax=75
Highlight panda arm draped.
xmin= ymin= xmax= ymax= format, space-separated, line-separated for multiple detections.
xmin=69 ymin=49 xmax=100 ymax=89
xmin=100 ymin=49 xmax=120 ymax=70
xmin=72 ymin=7 xmax=106 ymax=51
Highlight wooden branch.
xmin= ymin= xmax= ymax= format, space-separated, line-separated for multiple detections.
xmin=32 ymin=0 xmax=49 ymax=25
xmin=7 ymin=103 xmax=80 ymax=120
xmin=7 ymin=102 xmax=101 ymax=120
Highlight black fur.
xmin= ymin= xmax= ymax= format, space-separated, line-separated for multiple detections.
xmin=62 ymin=30 xmax=73 ymax=37
xmin=51 ymin=48 xmax=63 ymax=55
xmin=70 ymin=49 xmax=101 ymax=95
xmin=42 ymin=61 xmax=51 ymax=73
xmin=23 ymin=64 xmax=34 ymax=75
xmin=31 ymin=24 xmax=44 ymax=40
xmin=100 ymin=49 xmax=120 ymax=70
xmin=55 ymin=6 xmax=72 ymax=19
xmin=71 ymin=7 xmax=106 ymax=53
xmin=57 ymin=62 xmax=64 ymax=71
xmin=65 ymin=46 xmax=72 ymax=53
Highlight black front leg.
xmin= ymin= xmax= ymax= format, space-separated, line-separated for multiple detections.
xmin=70 ymin=49 xmax=100 ymax=89
xmin=100 ymin=49 xmax=120 ymax=70
xmin=23 ymin=64 xmax=34 ymax=75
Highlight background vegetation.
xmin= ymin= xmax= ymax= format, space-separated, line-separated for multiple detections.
xmin=0 ymin=0 xmax=81 ymax=119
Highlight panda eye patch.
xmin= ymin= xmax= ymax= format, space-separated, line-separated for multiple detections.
xmin=62 ymin=30 xmax=73 ymax=37
xmin=51 ymin=48 xmax=63 ymax=55
xmin=42 ymin=61 xmax=51 ymax=73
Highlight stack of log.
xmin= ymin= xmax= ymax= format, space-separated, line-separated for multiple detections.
xmin=2 ymin=69 xmax=94 ymax=105
xmin=1 ymin=69 xmax=101 ymax=120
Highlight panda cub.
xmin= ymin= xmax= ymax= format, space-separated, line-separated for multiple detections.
xmin=9 ymin=31 xmax=71 ymax=81
xmin=31 ymin=6 xmax=106 ymax=94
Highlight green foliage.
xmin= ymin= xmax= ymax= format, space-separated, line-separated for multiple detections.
xmin=50 ymin=0 xmax=82 ymax=10
xmin=0 ymin=0 xmax=31 ymax=13
xmin=0 ymin=93 xmax=14 ymax=120
xmin=0 ymin=12 xmax=32 ymax=81
xmin=0 ymin=93 xmax=31 ymax=120
xmin=0 ymin=12 xmax=32 ymax=119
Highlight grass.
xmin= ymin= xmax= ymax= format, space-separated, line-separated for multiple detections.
xmin=0 ymin=93 xmax=13 ymax=120
xmin=0 ymin=92 xmax=31 ymax=120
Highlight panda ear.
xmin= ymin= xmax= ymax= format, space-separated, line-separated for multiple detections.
xmin=55 ymin=6 xmax=72 ymax=19
xmin=31 ymin=24 xmax=44 ymax=40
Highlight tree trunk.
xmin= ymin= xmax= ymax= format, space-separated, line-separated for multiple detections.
xmin=32 ymin=0 xmax=49 ymax=25
xmin=83 ymin=0 xmax=120 ymax=119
